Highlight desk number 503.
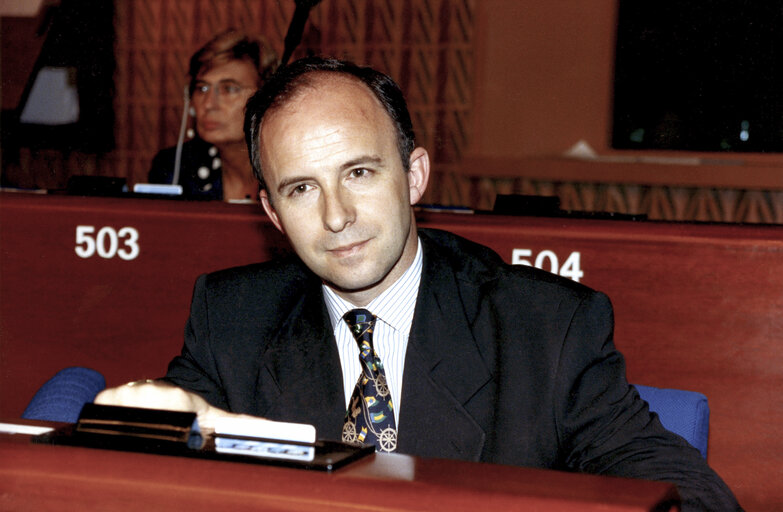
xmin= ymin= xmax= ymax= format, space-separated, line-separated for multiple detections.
xmin=512 ymin=249 xmax=583 ymax=282
xmin=75 ymin=225 xmax=140 ymax=260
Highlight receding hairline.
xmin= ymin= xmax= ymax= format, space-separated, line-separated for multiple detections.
xmin=262 ymin=71 xmax=384 ymax=121
xmin=257 ymin=71 xmax=400 ymax=164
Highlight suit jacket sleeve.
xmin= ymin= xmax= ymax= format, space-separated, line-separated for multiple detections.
xmin=163 ymin=273 xmax=231 ymax=409
xmin=555 ymin=290 xmax=740 ymax=511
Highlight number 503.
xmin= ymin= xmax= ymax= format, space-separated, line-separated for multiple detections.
xmin=512 ymin=249 xmax=583 ymax=282
xmin=75 ymin=225 xmax=140 ymax=260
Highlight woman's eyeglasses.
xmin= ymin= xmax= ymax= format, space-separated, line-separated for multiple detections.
xmin=192 ymin=80 xmax=254 ymax=101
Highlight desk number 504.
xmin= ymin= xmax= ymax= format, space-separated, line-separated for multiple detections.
xmin=512 ymin=249 xmax=583 ymax=282
xmin=75 ymin=225 xmax=140 ymax=260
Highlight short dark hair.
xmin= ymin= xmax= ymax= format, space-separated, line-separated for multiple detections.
xmin=188 ymin=29 xmax=278 ymax=97
xmin=244 ymin=56 xmax=416 ymax=189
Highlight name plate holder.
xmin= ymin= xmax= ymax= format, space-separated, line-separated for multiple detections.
xmin=33 ymin=404 xmax=374 ymax=471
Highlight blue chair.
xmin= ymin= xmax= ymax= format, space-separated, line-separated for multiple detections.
xmin=634 ymin=384 xmax=709 ymax=458
xmin=22 ymin=367 xmax=106 ymax=423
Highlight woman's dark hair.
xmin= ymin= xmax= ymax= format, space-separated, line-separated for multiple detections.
xmin=244 ymin=56 xmax=416 ymax=188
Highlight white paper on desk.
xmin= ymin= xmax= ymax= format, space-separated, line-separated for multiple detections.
xmin=213 ymin=417 xmax=316 ymax=444
xmin=0 ymin=422 xmax=54 ymax=435
xmin=213 ymin=417 xmax=316 ymax=462
xmin=215 ymin=437 xmax=316 ymax=461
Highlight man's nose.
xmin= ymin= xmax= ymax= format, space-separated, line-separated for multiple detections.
xmin=322 ymin=188 xmax=355 ymax=233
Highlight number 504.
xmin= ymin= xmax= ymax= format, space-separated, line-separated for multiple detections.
xmin=511 ymin=249 xmax=583 ymax=282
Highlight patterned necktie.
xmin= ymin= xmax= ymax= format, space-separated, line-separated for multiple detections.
xmin=341 ymin=308 xmax=398 ymax=452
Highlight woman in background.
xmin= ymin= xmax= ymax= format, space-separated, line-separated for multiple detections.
xmin=148 ymin=29 xmax=277 ymax=202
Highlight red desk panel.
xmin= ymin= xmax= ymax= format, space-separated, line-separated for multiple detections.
xmin=0 ymin=431 xmax=678 ymax=511
xmin=1 ymin=192 xmax=781 ymax=510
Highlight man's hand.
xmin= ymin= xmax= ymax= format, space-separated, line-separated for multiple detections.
xmin=94 ymin=380 xmax=256 ymax=432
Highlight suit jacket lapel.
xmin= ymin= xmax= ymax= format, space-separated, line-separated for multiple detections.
xmin=397 ymin=234 xmax=493 ymax=460
xmin=258 ymin=281 xmax=347 ymax=440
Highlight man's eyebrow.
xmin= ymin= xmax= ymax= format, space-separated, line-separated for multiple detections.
xmin=276 ymin=175 xmax=310 ymax=193
xmin=339 ymin=155 xmax=383 ymax=171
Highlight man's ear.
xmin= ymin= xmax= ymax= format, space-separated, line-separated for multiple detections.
xmin=260 ymin=189 xmax=285 ymax=234
xmin=407 ymin=147 xmax=430 ymax=205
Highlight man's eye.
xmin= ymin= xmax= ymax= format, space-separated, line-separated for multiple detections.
xmin=351 ymin=168 xmax=368 ymax=178
xmin=290 ymin=184 xmax=311 ymax=195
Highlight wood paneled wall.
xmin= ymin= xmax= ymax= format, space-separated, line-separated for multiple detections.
xmin=109 ymin=0 xmax=475 ymax=195
xmin=3 ymin=0 xmax=782 ymax=222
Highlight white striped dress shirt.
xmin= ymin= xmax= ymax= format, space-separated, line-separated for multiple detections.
xmin=323 ymin=238 xmax=423 ymax=426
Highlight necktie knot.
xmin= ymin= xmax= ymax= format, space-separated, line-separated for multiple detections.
xmin=343 ymin=309 xmax=376 ymax=345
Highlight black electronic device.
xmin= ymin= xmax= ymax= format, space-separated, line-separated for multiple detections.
xmin=33 ymin=403 xmax=374 ymax=472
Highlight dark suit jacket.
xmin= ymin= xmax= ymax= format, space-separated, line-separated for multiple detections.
xmin=166 ymin=228 xmax=740 ymax=511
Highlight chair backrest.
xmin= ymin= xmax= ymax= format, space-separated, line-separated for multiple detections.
xmin=22 ymin=367 xmax=106 ymax=423
xmin=634 ymin=384 xmax=709 ymax=458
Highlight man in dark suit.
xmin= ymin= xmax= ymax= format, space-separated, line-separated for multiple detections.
xmin=97 ymin=57 xmax=740 ymax=510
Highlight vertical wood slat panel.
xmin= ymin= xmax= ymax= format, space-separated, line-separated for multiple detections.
xmin=11 ymin=0 xmax=778 ymax=223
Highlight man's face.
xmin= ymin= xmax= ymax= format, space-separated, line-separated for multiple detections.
xmin=258 ymin=75 xmax=429 ymax=305
xmin=191 ymin=59 xmax=258 ymax=146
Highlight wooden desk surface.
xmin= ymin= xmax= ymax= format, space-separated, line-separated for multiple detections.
xmin=1 ymin=192 xmax=781 ymax=510
xmin=0 ymin=431 xmax=678 ymax=511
